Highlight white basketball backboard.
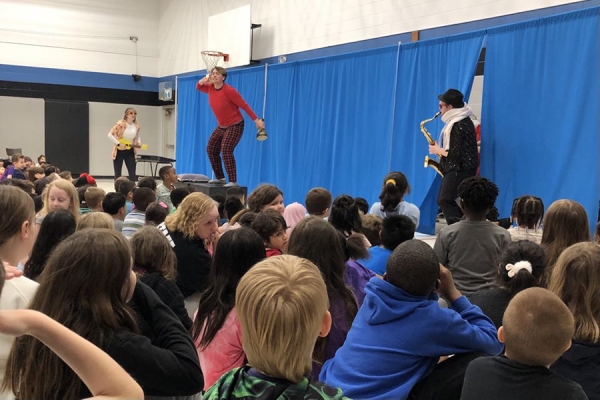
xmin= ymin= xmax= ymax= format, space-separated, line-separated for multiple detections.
xmin=207 ymin=5 xmax=252 ymax=69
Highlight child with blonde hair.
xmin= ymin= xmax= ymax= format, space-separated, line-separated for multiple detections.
xmin=76 ymin=212 xmax=114 ymax=231
xmin=462 ymin=287 xmax=587 ymax=400
xmin=204 ymin=255 xmax=347 ymax=399
xmin=548 ymin=242 xmax=600 ymax=399
xmin=36 ymin=179 xmax=79 ymax=225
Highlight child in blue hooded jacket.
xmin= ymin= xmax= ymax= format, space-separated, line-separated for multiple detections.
xmin=319 ymin=239 xmax=503 ymax=400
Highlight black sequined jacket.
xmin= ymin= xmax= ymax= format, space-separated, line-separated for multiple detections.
xmin=439 ymin=117 xmax=479 ymax=174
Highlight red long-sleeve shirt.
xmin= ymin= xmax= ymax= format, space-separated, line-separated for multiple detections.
xmin=196 ymin=82 xmax=258 ymax=127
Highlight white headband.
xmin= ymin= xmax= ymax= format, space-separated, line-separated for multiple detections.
xmin=505 ymin=261 xmax=533 ymax=278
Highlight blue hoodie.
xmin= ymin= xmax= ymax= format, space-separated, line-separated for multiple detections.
xmin=319 ymin=277 xmax=503 ymax=399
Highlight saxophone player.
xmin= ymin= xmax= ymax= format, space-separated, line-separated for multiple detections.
xmin=428 ymin=89 xmax=478 ymax=225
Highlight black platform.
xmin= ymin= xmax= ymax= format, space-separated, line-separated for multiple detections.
xmin=174 ymin=182 xmax=247 ymax=198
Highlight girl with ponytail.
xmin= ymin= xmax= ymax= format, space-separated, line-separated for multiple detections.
xmin=369 ymin=172 xmax=420 ymax=228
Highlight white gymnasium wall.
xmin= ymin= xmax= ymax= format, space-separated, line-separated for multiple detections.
xmin=0 ymin=0 xmax=160 ymax=77
xmin=0 ymin=97 xmax=45 ymax=160
xmin=88 ymin=103 xmax=162 ymax=176
xmin=158 ymin=0 xmax=585 ymax=76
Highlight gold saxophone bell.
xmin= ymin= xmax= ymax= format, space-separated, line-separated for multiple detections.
xmin=420 ymin=111 xmax=443 ymax=177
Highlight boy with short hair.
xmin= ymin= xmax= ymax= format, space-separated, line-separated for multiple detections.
xmin=434 ymin=176 xmax=511 ymax=295
xmin=358 ymin=214 xmax=415 ymax=276
xmin=226 ymin=186 xmax=246 ymax=206
xmin=122 ymin=187 xmax=156 ymax=239
xmin=84 ymin=187 xmax=106 ymax=212
xmin=10 ymin=153 xmax=26 ymax=180
xmin=117 ymin=180 xmax=136 ymax=215
xmin=320 ymin=239 xmax=503 ymax=399
xmin=251 ymin=210 xmax=288 ymax=257
xmin=361 ymin=214 xmax=383 ymax=246
xmin=102 ymin=192 xmax=127 ymax=232
xmin=204 ymin=255 xmax=348 ymax=399
xmin=461 ymin=287 xmax=587 ymax=400
xmin=156 ymin=165 xmax=177 ymax=212
xmin=305 ymin=187 xmax=332 ymax=218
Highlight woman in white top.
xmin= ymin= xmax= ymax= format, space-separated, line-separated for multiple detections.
xmin=107 ymin=108 xmax=140 ymax=181
xmin=369 ymin=172 xmax=420 ymax=228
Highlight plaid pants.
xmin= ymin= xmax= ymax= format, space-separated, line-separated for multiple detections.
xmin=206 ymin=120 xmax=244 ymax=182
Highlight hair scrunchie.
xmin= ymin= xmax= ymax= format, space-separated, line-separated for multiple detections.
xmin=505 ymin=261 xmax=533 ymax=278
xmin=385 ymin=179 xmax=396 ymax=186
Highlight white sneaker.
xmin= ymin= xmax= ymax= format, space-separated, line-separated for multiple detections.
xmin=224 ymin=182 xmax=239 ymax=187
xmin=208 ymin=178 xmax=226 ymax=184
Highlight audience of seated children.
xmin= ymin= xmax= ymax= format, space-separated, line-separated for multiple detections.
xmin=83 ymin=187 xmax=106 ymax=213
xmin=369 ymin=172 xmax=420 ymax=228
xmin=361 ymin=214 xmax=383 ymax=246
xmin=358 ymin=214 xmax=416 ymax=276
xmin=547 ymin=242 xmax=600 ymax=399
xmin=122 ymin=187 xmax=156 ymax=239
xmin=320 ymin=239 xmax=503 ymax=399
xmin=0 ymin=186 xmax=40 ymax=399
xmin=0 ymin=266 xmax=144 ymax=400
xmin=247 ymin=184 xmax=284 ymax=215
xmin=137 ymin=176 xmax=157 ymax=193
xmin=541 ymin=199 xmax=590 ymax=279
xmin=158 ymin=192 xmax=218 ymax=300
xmin=24 ymin=209 xmax=76 ymax=282
xmin=35 ymin=179 xmax=80 ymax=225
xmin=117 ymin=180 xmax=136 ymax=215
xmin=156 ymin=166 xmax=178 ymax=212
xmin=27 ymin=166 xmax=44 ymax=184
xmin=144 ymin=201 xmax=169 ymax=226
xmin=76 ymin=212 xmax=114 ymax=231
xmin=305 ymin=187 xmax=333 ymax=219
xmin=434 ymin=177 xmax=511 ymax=295
xmin=4 ymin=229 xmax=204 ymax=399
xmin=354 ymin=197 xmax=369 ymax=215
xmin=204 ymin=255 xmax=348 ymax=400
xmin=328 ymin=195 xmax=363 ymax=238
xmin=170 ymin=186 xmax=195 ymax=209
xmin=461 ymin=287 xmax=587 ymax=400
xmin=101 ymin=192 xmax=127 ymax=232
xmin=283 ymin=202 xmax=307 ymax=235
xmin=251 ymin=210 xmax=289 ymax=257
xmin=287 ymin=217 xmax=359 ymax=379
xmin=192 ymin=228 xmax=266 ymax=390
xmin=507 ymin=195 xmax=544 ymax=244
xmin=469 ymin=240 xmax=547 ymax=328
xmin=130 ymin=226 xmax=192 ymax=330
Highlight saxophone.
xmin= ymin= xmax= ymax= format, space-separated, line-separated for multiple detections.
xmin=420 ymin=111 xmax=443 ymax=176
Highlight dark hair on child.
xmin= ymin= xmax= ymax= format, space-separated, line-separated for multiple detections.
xmin=338 ymin=231 xmax=369 ymax=260
xmin=224 ymin=196 xmax=244 ymax=220
xmin=305 ymin=187 xmax=332 ymax=216
xmin=118 ymin=180 xmax=136 ymax=198
xmin=158 ymin=165 xmax=174 ymax=180
xmin=102 ymin=192 xmax=126 ymax=215
xmin=24 ymin=209 xmax=76 ymax=282
xmin=145 ymin=202 xmax=169 ymax=226
xmin=211 ymin=194 xmax=226 ymax=219
xmin=457 ymin=176 xmax=499 ymax=215
xmin=132 ymin=187 xmax=156 ymax=212
xmin=381 ymin=214 xmax=416 ymax=250
xmin=248 ymin=184 xmax=283 ymax=213
xmin=251 ymin=210 xmax=287 ymax=243
xmin=170 ymin=186 xmax=195 ymax=209
xmin=1 ymin=178 xmax=35 ymax=195
xmin=386 ymin=239 xmax=440 ymax=296
xmin=287 ymin=217 xmax=358 ymax=363
xmin=354 ymin=197 xmax=368 ymax=215
xmin=514 ymin=195 xmax=545 ymax=229
xmin=131 ymin=226 xmax=177 ymax=280
xmin=328 ymin=195 xmax=362 ymax=237
xmin=137 ymin=177 xmax=157 ymax=192
xmin=44 ymin=165 xmax=59 ymax=176
xmin=379 ymin=172 xmax=410 ymax=212
xmin=238 ymin=211 xmax=257 ymax=228
xmin=192 ymin=228 xmax=266 ymax=348
xmin=77 ymin=186 xmax=88 ymax=208
xmin=226 ymin=186 xmax=245 ymax=201
xmin=33 ymin=195 xmax=43 ymax=213
xmin=114 ymin=176 xmax=130 ymax=192
xmin=27 ymin=167 xmax=44 ymax=183
xmin=496 ymin=240 xmax=547 ymax=298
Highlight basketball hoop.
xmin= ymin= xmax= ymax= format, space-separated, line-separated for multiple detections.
xmin=201 ymin=51 xmax=229 ymax=73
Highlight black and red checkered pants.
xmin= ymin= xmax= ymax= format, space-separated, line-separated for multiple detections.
xmin=206 ymin=120 xmax=244 ymax=182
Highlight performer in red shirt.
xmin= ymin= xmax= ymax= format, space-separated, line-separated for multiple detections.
xmin=197 ymin=67 xmax=265 ymax=187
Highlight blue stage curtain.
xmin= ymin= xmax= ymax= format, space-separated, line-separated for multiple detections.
xmin=391 ymin=31 xmax=485 ymax=233
xmin=261 ymin=47 xmax=399 ymax=206
xmin=481 ymin=7 xmax=599 ymax=230
xmin=175 ymin=66 xmax=266 ymax=179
